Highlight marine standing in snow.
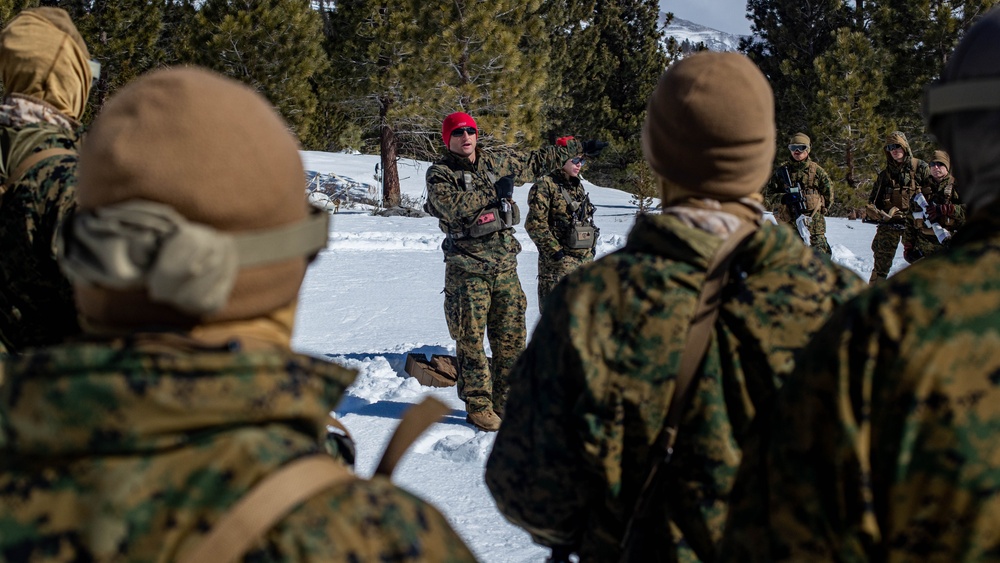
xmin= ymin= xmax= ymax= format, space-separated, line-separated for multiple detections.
xmin=0 ymin=7 xmax=94 ymax=355
xmin=424 ymin=111 xmax=603 ymax=432
xmin=485 ymin=52 xmax=865 ymax=562
xmin=720 ymin=10 xmax=1000 ymax=560
xmin=902 ymin=149 xmax=964 ymax=263
xmin=0 ymin=67 xmax=477 ymax=562
xmin=866 ymin=131 xmax=932 ymax=282
xmin=764 ymin=132 xmax=834 ymax=254
xmin=525 ymin=142 xmax=599 ymax=311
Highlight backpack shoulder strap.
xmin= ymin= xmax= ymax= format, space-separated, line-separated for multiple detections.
xmin=181 ymin=397 xmax=450 ymax=563
xmin=620 ymin=221 xmax=759 ymax=561
xmin=807 ymin=162 xmax=817 ymax=188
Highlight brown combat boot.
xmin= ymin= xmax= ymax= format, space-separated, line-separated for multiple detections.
xmin=466 ymin=408 xmax=502 ymax=432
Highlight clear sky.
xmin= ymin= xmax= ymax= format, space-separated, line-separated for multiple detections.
xmin=660 ymin=0 xmax=753 ymax=37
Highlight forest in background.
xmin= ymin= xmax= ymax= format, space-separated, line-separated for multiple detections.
xmin=1 ymin=0 xmax=995 ymax=212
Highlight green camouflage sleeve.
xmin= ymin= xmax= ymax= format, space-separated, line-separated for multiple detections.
xmin=764 ymin=168 xmax=785 ymax=210
xmin=815 ymin=165 xmax=833 ymax=207
xmin=425 ymin=164 xmax=493 ymax=227
xmin=493 ymin=140 xmax=581 ymax=185
xmin=869 ymin=171 xmax=888 ymax=206
xmin=525 ymin=177 xmax=562 ymax=257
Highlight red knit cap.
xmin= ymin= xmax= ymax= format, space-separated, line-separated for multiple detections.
xmin=441 ymin=112 xmax=477 ymax=145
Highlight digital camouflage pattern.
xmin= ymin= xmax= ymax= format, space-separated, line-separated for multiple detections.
xmin=426 ymin=141 xmax=578 ymax=415
xmin=444 ymin=263 xmax=525 ymax=416
xmin=903 ymin=174 xmax=965 ymax=262
xmin=721 ymin=210 xmax=1000 ymax=563
xmin=764 ymin=158 xmax=833 ymax=254
xmin=0 ymin=97 xmax=82 ymax=355
xmin=485 ymin=212 xmax=865 ymax=561
xmin=525 ymin=169 xmax=595 ymax=310
xmin=0 ymin=337 xmax=478 ymax=562
xmin=868 ymin=134 xmax=933 ymax=280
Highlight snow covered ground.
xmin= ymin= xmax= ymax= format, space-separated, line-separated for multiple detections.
xmin=293 ymin=150 xmax=906 ymax=562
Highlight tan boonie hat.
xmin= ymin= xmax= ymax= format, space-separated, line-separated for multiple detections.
xmin=64 ymin=67 xmax=327 ymax=329
xmin=641 ymin=51 xmax=775 ymax=202
xmin=0 ymin=7 xmax=91 ymax=120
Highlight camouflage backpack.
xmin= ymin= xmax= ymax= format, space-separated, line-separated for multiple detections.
xmin=0 ymin=126 xmax=75 ymax=205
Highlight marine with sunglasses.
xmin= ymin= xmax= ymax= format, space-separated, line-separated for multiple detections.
xmin=902 ymin=150 xmax=965 ymax=263
xmin=425 ymin=111 xmax=606 ymax=431
xmin=764 ymin=132 xmax=834 ymax=254
xmin=866 ymin=131 xmax=932 ymax=283
xmin=525 ymin=144 xmax=600 ymax=312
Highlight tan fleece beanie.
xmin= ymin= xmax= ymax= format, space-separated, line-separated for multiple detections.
xmin=74 ymin=66 xmax=309 ymax=329
xmin=932 ymin=150 xmax=951 ymax=171
xmin=641 ymin=52 xmax=775 ymax=202
xmin=789 ymin=132 xmax=810 ymax=148
xmin=0 ymin=7 xmax=91 ymax=120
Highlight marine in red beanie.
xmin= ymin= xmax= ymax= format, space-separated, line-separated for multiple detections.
xmin=424 ymin=111 xmax=605 ymax=431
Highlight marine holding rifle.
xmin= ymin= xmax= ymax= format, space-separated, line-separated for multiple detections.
xmin=485 ymin=52 xmax=864 ymax=562
xmin=525 ymin=139 xmax=601 ymax=312
xmin=866 ymin=131 xmax=933 ymax=282
xmin=902 ymin=149 xmax=965 ymax=263
xmin=764 ymin=133 xmax=834 ymax=254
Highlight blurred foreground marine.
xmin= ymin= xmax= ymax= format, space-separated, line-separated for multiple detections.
xmin=902 ymin=149 xmax=964 ymax=263
xmin=486 ymin=52 xmax=864 ymax=562
xmin=525 ymin=143 xmax=599 ymax=311
xmin=720 ymin=8 xmax=1000 ymax=561
xmin=866 ymin=131 xmax=932 ymax=282
xmin=0 ymin=67 xmax=476 ymax=562
xmin=0 ymin=7 xmax=94 ymax=354
xmin=765 ymin=132 xmax=833 ymax=254
xmin=425 ymin=111 xmax=604 ymax=431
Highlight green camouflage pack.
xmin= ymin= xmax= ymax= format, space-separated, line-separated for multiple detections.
xmin=0 ymin=118 xmax=81 ymax=354
xmin=0 ymin=339 xmax=477 ymax=562
xmin=485 ymin=213 xmax=865 ymax=561
xmin=525 ymin=170 xmax=595 ymax=309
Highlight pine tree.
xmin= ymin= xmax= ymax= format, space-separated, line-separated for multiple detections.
xmin=742 ymin=0 xmax=852 ymax=136
xmin=535 ymin=0 xmax=598 ymax=142
xmin=811 ymin=28 xmax=890 ymax=213
xmin=192 ymin=0 xmax=327 ymax=141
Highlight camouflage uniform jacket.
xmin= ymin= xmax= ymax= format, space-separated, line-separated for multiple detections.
xmin=485 ymin=213 xmax=865 ymax=561
xmin=425 ymin=141 xmax=580 ymax=276
xmin=0 ymin=95 xmax=82 ymax=354
xmin=525 ymin=169 xmax=595 ymax=261
xmin=721 ymin=210 xmax=1000 ymax=562
xmin=764 ymin=158 xmax=833 ymax=217
xmin=869 ymin=142 xmax=932 ymax=224
xmin=0 ymin=338 xmax=477 ymax=562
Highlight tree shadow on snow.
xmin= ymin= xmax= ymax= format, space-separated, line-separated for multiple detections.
xmin=335 ymin=399 xmax=468 ymax=428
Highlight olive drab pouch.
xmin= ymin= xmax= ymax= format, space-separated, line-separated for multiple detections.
xmin=559 ymin=186 xmax=597 ymax=249
xmin=565 ymin=224 xmax=597 ymax=249
xmin=803 ymin=188 xmax=823 ymax=212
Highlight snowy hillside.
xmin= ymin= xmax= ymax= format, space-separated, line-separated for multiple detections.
xmin=294 ymin=150 xmax=903 ymax=562
xmin=661 ymin=13 xmax=742 ymax=52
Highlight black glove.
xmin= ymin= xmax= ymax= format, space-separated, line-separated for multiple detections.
xmin=552 ymin=249 xmax=566 ymax=261
xmin=495 ymin=175 xmax=514 ymax=200
xmin=582 ymin=139 xmax=608 ymax=157
xmin=903 ymin=242 xmax=923 ymax=264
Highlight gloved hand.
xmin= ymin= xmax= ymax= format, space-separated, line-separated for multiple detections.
xmin=494 ymin=175 xmax=514 ymax=200
xmin=903 ymin=242 xmax=923 ymax=264
xmin=582 ymin=139 xmax=608 ymax=157
xmin=927 ymin=203 xmax=954 ymax=222
xmin=552 ymin=249 xmax=565 ymax=261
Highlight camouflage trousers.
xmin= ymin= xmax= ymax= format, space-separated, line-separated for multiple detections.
xmin=910 ymin=231 xmax=946 ymax=263
xmin=806 ymin=213 xmax=831 ymax=255
xmin=444 ymin=263 xmax=526 ymax=416
xmin=537 ymin=253 xmax=591 ymax=313
xmin=871 ymin=223 xmax=904 ymax=280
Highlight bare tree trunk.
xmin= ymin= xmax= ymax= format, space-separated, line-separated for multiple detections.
xmin=380 ymin=95 xmax=401 ymax=208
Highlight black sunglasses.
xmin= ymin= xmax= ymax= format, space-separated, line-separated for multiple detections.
xmin=788 ymin=144 xmax=808 ymax=152
xmin=570 ymin=157 xmax=586 ymax=165
xmin=930 ymin=161 xmax=948 ymax=168
xmin=450 ymin=126 xmax=477 ymax=137
xmin=885 ymin=143 xmax=902 ymax=151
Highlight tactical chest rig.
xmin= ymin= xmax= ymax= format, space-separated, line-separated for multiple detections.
xmin=882 ymin=157 xmax=919 ymax=213
xmin=450 ymin=169 xmax=520 ymax=240
xmin=559 ymin=185 xmax=597 ymax=249
xmin=782 ymin=162 xmax=823 ymax=213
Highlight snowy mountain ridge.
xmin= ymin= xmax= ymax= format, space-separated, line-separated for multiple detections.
xmin=661 ymin=12 xmax=742 ymax=53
